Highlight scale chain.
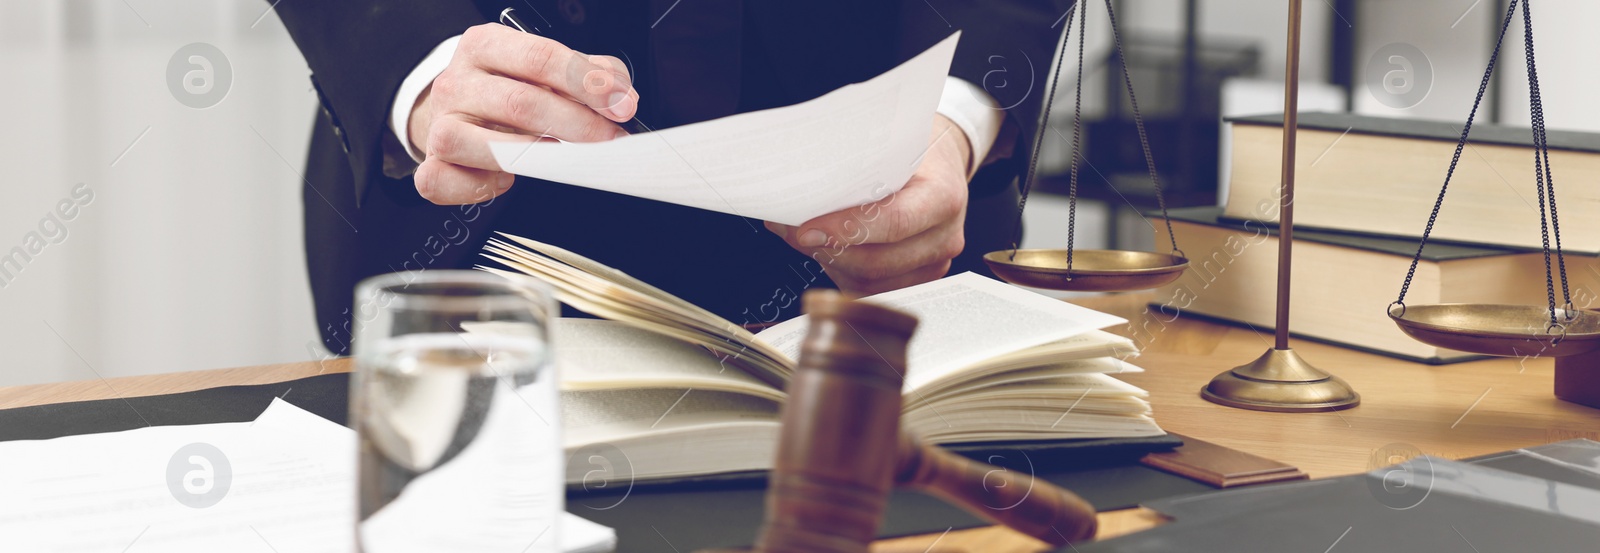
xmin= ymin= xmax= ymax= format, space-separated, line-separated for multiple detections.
xmin=1524 ymin=0 xmax=1557 ymax=323
xmin=1103 ymin=0 xmax=1182 ymax=258
xmin=1393 ymin=0 xmax=1519 ymax=313
xmin=1394 ymin=0 xmax=1570 ymax=328
xmin=1008 ymin=0 xmax=1185 ymax=271
xmin=1520 ymin=0 xmax=1572 ymax=320
xmin=1063 ymin=0 xmax=1088 ymax=275
xmin=1010 ymin=1 xmax=1077 ymax=260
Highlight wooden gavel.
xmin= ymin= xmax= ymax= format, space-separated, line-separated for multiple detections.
xmin=750 ymin=290 xmax=1097 ymax=552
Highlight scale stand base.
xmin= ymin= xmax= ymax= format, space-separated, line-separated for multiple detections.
xmin=1201 ymin=348 xmax=1360 ymax=413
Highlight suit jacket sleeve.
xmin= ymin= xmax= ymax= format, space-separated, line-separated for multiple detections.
xmin=269 ymin=1 xmax=488 ymax=204
xmin=903 ymin=0 xmax=1070 ymax=195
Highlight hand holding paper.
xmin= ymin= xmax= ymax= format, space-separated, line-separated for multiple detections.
xmin=766 ymin=114 xmax=974 ymax=295
xmin=411 ymin=23 xmax=640 ymax=205
xmin=492 ymin=32 xmax=969 ymax=295
xmin=490 ymin=32 xmax=962 ymax=227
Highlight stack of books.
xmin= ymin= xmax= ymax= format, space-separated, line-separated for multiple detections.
xmin=480 ymin=234 xmax=1165 ymax=483
xmin=1155 ymin=112 xmax=1600 ymax=363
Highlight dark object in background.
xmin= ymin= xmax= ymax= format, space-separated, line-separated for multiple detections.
xmin=1030 ymin=31 xmax=1260 ymax=253
xmin=1054 ymin=34 xmax=1261 ymax=211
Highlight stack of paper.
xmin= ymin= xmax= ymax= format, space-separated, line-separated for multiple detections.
xmin=0 ymin=399 xmax=614 ymax=553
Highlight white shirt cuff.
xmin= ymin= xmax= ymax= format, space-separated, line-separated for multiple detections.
xmin=391 ymin=35 xmax=463 ymax=164
xmin=936 ymin=76 xmax=1004 ymax=175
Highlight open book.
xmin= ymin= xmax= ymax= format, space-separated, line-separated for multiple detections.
xmin=479 ymin=234 xmax=1164 ymax=483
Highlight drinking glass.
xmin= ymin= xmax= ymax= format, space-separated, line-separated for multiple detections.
xmin=351 ymin=270 xmax=562 ymax=552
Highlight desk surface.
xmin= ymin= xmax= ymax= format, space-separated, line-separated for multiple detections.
xmin=4 ymin=294 xmax=1598 ymax=552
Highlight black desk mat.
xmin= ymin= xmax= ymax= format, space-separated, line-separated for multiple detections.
xmin=575 ymin=461 xmax=1210 ymax=551
xmin=0 ymin=373 xmax=1215 ymax=552
xmin=1075 ymin=442 xmax=1600 ymax=552
xmin=1071 ymin=458 xmax=1600 ymax=553
xmin=0 ymin=373 xmax=352 ymax=440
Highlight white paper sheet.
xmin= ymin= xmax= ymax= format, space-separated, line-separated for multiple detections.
xmin=491 ymin=32 xmax=961 ymax=226
xmin=0 ymin=399 xmax=615 ymax=553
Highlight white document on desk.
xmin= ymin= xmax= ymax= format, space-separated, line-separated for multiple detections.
xmin=0 ymin=399 xmax=614 ymax=553
xmin=490 ymin=32 xmax=961 ymax=226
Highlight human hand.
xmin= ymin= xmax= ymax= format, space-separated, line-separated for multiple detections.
xmin=408 ymin=23 xmax=639 ymax=204
xmin=766 ymin=115 xmax=973 ymax=296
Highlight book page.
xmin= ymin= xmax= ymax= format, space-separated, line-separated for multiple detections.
xmin=490 ymin=33 xmax=960 ymax=226
xmin=496 ymin=234 xmax=741 ymax=332
xmin=482 ymin=237 xmax=794 ymax=384
xmin=561 ymin=389 xmax=780 ymax=482
xmin=908 ymin=410 xmax=1161 ymax=442
xmin=561 ymin=388 xmax=779 ymax=445
xmin=907 ymin=358 xmax=1144 ymax=408
xmin=553 ymin=319 xmax=784 ymax=401
xmin=755 ymin=273 xmax=1126 ymax=392
xmin=951 ymin=328 xmax=1133 ymax=370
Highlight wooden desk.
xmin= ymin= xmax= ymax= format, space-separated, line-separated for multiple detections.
xmin=4 ymin=294 xmax=1598 ymax=552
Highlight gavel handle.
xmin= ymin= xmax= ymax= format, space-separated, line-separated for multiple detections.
xmin=894 ymin=433 xmax=1097 ymax=546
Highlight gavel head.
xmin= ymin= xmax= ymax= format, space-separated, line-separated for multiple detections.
xmin=753 ymin=290 xmax=917 ymax=553
xmin=795 ymin=289 xmax=919 ymax=389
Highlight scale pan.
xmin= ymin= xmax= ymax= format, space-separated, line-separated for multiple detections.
xmin=1389 ymin=303 xmax=1600 ymax=358
xmin=983 ymin=249 xmax=1189 ymax=292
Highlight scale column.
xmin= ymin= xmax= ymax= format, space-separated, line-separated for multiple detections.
xmin=1199 ymin=0 xmax=1360 ymax=413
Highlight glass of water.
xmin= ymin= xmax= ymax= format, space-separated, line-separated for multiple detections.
xmin=352 ymin=270 xmax=562 ymax=552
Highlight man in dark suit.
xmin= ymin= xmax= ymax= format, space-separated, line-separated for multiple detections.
xmin=272 ymin=0 xmax=1066 ymax=355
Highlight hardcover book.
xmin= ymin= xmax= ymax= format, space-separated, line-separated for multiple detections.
xmin=1154 ymin=207 xmax=1598 ymax=363
xmin=479 ymin=234 xmax=1166 ymax=483
xmin=1223 ymin=111 xmax=1600 ymax=252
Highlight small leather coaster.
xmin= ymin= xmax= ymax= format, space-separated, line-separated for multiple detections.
xmin=1139 ymin=433 xmax=1308 ymax=488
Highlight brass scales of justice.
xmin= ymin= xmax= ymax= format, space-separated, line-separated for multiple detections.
xmin=980 ymin=0 xmax=1191 ymax=293
xmin=1387 ymin=0 xmax=1600 ymax=357
xmin=984 ymin=0 xmax=1366 ymax=412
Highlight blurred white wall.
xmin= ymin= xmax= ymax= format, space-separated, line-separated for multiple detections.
xmin=0 ymin=0 xmax=318 ymax=386
xmin=1494 ymin=0 xmax=1600 ymax=131
xmin=1353 ymin=0 xmax=1498 ymax=121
